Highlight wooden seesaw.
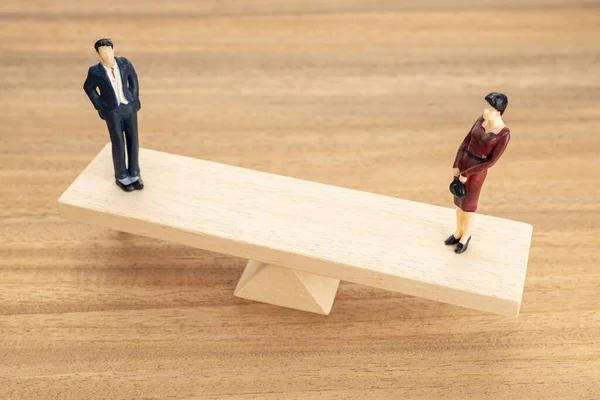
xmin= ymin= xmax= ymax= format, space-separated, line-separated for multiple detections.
xmin=58 ymin=144 xmax=533 ymax=316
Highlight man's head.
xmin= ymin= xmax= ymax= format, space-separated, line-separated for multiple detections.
xmin=94 ymin=38 xmax=115 ymax=67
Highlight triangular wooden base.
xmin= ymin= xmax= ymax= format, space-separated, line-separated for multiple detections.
xmin=234 ymin=260 xmax=340 ymax=315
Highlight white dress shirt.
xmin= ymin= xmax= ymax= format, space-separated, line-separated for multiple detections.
xmin=103 ymin=61 xmax=129 ymax=106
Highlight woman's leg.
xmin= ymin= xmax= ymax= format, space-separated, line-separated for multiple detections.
xmin=460 ymin=211 xmax=475 ymax=244
xmin=454 ymin=207 xmax=465 ymax=238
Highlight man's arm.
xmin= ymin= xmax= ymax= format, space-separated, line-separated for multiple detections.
xmin=83 ymin=68 xmax=103 ymax=110
xmin=125 ymin=58 xmax=139 ymax=101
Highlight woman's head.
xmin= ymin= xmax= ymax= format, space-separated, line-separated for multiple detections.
xmin=483 ymin=92 xmax=508 ymax=120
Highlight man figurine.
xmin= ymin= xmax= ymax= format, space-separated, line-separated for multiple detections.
xmin=83 ymin=38 xmax=144 ymax=192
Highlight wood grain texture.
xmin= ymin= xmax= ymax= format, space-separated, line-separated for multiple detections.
xmin=59 ymin=144 xmax=532 ymax=316
xmin=1 ymin=0 xmax=599 ymax=399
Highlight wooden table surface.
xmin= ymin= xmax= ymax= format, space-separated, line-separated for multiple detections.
xmin=1 ymin=1 xmax=599 ymax=399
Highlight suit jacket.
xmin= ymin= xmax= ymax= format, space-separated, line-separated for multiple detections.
xmin=83 ymin=56 xmax=141 ymax=119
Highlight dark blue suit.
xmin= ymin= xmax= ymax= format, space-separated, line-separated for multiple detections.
xmin=83 ymin=56 xmax=141 ymax=180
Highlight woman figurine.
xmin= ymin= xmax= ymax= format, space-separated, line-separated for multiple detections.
xmin=445 ymin=92 xmax=511 ymax=254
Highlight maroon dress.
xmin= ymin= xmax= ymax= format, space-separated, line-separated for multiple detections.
xmin=453 ymin=116 xmax=510 ymax=212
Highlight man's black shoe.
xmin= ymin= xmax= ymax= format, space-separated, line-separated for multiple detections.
xmin=116 ymin=180 xmax=135 ymax=192
xmin=132 ymin=178 xmax=144 ymax=190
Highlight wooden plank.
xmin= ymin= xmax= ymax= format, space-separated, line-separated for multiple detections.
xmin=58 ymin=144 xmax=533 ymax=316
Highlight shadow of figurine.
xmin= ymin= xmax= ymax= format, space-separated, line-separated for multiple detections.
xmin=83 ymin=38 xmax=144 ymax=192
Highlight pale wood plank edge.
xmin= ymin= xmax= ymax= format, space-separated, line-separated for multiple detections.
xmin=57 ymin=198 xmax=521 ymax=317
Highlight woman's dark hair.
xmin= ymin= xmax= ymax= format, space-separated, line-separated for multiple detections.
xmin=485 ymin=92 xmax=508 ymax=115
xmin=94 ymin=38 xmax=114 ymax=52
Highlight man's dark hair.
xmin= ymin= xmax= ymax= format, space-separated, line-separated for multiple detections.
xmin=485 ymin=92 xmax=508 ymax=115
xmin=94 ymin=38 xmax=114 ymax=53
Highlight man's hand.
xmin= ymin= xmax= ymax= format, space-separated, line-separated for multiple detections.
xmin=453 ymin=168 xmax=460 ymax=178
xmin=459 ymin=174 xmax=468 ymax=183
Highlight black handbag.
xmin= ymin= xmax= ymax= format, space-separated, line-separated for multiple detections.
xmin=449 ymin=177 xmax=467 ymax=198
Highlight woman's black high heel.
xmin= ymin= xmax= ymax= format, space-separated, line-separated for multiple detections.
xmin=454 ymin=237 xmax=471 ymax=254
xmin=444 ymin=235 xmax=461 ymax=245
